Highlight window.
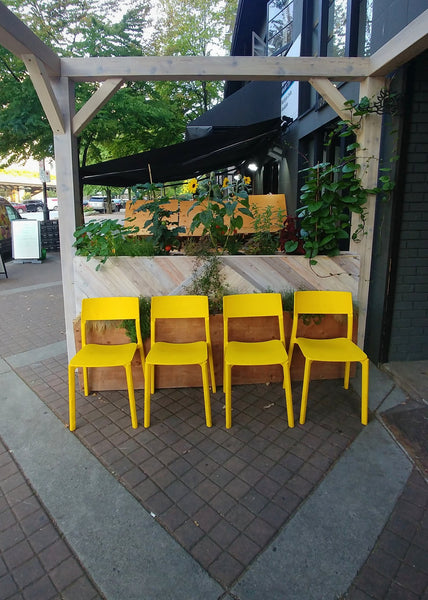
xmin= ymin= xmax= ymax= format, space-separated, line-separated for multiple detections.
xmin=267 ymin=0 xmax=294 ymax=56
xmin=327 ymin=0 xmax=348 ymax=57
xmin=358 ymin=0 xmax=373 ymax=56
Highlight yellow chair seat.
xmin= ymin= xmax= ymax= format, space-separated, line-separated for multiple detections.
xmin=225 ymin=340 xmax=288 ymax=366
xmin=146 ymin=341 xmax=208 ymax=366
xmin=69 ymin=343 xmax=138 ymax=369
xmin=295 ymin=337 xmax=367 ymax=363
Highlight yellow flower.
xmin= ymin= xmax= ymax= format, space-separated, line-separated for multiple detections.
xmin=222 ymin=177 xmax=230 ymax=188
xmin=188 ymin=178 xmax=198 ymax=194
xmin=244 ymin=176 xmax=251 ymax=185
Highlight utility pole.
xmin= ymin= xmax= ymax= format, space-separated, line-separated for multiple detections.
xmin=39 ymin=159 xmax=50 ymax=221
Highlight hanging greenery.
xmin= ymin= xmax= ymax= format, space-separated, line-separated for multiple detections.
xmin=285 ymin=93 xmax=396 ymax=263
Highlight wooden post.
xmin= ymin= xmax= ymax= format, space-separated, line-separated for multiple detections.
xmin=51 ymin=77 xmax=82 ymax=359
xmin=350 ymin=76 xmax=385 ymax=347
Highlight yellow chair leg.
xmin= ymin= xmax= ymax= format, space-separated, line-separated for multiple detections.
xmin=201 ymin=362 xmax=212 ymax=427
xmin=361 ymin=359 xmax=369 ymax=425
xmin=150 ymin=364 xmax=155 ymax=394
xmin=344 ymin=361 xmax=351 ymax=389
xmin=282 ymin=363 xmax=295 ymax=428
xmin=300 ymin=359 xmax=312 ymax=424
xmin=225 ymin=364 xmax=232 ymax=429
xmin=144 ymin=363 xmax=151 ymax=428
xmin=208 ymin=353 xmax=216 ymax=393
xmin=125 ymin=364 xmax=138 ymax=429
xmin=83 ymin=366 xmax=89 ymax=396
xmin=68 ymin=365 xmax=76 ymax=431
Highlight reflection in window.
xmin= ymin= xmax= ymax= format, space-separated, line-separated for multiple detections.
xmin=327 ymin=0 xmax=347 ymax=57
xmin=267 ymin=0 xmax=294 ymax=56
xmin=358 ymin=0 xmax=373 ymax=56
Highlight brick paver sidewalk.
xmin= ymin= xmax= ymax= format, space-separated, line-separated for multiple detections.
xmin=0 ymin=438 xmax=104 ymax=599
xmin=1 ymin=253 xmax=427 ymax=598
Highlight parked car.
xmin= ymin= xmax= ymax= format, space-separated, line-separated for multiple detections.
xmin=47 ymin=197 xmax=58 ymax=210
xmin=88 ymin=196 xmax=107 ymax=212
xmin=88 ymin=196 xmax=122 ymax=212
xmin=24 ymin=199 xmax=44 ymax=212
xmin=112 ymin=198 xmax=124 ymax=211
xmin=12 ymin=202 xmax=27 ymax=214
xmin=0 ymin=197 xmax=22 ymax=258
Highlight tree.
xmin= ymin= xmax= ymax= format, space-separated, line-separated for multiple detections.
xmin=151 ymin=0 xmax=238 ymax=117
xmin=0 ymin=0 xmax=238 ymax=168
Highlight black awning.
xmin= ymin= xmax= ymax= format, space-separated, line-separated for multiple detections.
xmin=80 ymin=118 xmax=282 ymax=187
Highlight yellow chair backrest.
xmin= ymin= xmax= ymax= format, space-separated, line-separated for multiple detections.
xmin=223 ymin=293 xmax=285 ymax=345
xmin=292 ymin=291 xmax=354 ymax=340
xmin=81 ymin=297 xmax=143 ymax=347
xmin=150 ymin=295 xmax=211 ymax=344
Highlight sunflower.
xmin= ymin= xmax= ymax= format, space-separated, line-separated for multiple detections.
xmin=188 ymin=178 xmax=198 ymax=194
xmin=244 ymin=176 xmax=251 ymax=185
xmin=222 ymin=177 xmax=230 ymax=188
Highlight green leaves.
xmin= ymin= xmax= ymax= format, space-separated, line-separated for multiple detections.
xmin=186 ymin=173 xmax=252 ymax=253
xmin=73 ymin=218 xmax=153 ymax=269
xmin=297 ymin=154 xmax=369 ymax=259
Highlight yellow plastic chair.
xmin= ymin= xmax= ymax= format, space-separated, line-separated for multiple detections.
xmin=144 ymin=295 xmax=216 ymax=428
xmin=288 ymin=290 xmax=369 ymax=425
xmin=223 ymin=293 xmax=294 ymax=429
xmin=68 ymin=296 xmax=144 ymax=431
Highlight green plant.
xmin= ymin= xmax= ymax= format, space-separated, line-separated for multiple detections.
xmin=122 ymin=296 xmax=151 ymax=342
xmin=131 ymin=182 xmax=185 ymax=254
xmin=185 ymin=173 xmax=252 ymax=253
xmin=245 ymin=203 xmax=286 ymax=255
xmin=73 ymin=219 xmax=154 ymax=270
xmin=185 ymin=255 xmax=229 ymax=314
xmin=296 ymin=93 xmax=396 ymax=263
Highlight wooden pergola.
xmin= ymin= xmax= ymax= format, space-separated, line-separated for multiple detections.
xmin=1 ymin=3 xmax=427 ymax=356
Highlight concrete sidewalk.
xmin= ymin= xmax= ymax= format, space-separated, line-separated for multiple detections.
xmin=0 ymin=253 xmax=426 ymax=599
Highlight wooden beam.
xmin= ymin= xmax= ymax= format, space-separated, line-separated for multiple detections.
xmin=309 ymin=78 xmax=350 ymax=120
xmin=369 ymin=9 xmax=428 ymax=76
xmin=0 ymin=3 xmax=60 ymax=76
xmin=60 ymin=55 xmax=371 ymax=82
xmin=51 ymin=77 xmax=82 ymax=359
xmin=349 ymin=76 xmax=385 ymax=347
xmin=72 ymin=78 xmax=123 ymax=136
xmin=22 ymin=54 xmax=65 ymax=135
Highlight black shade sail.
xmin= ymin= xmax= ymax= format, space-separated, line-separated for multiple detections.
xmin=80 ymin=118 xmax=282 ymax=187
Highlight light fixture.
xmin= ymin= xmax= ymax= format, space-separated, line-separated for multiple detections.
xmin=248 ymin=162 xmax=258 ymax=172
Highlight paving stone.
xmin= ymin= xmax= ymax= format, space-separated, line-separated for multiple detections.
xmin=3 ymin=261 xmax=426 ymax=594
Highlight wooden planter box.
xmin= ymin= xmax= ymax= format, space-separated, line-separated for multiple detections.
xmin=73 ymin=312 xmax=357 ymax=392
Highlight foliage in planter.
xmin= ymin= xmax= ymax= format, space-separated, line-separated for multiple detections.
xmin=184 ymin=255 xmax=230 ymax=314
xmin=288 ymin=94 xmax=396 ymax=263
xmin=130 ymin=182 xmax=185 ymax=254
xmin=122 ymin=296 xmax=151 ymax=342
xmin=184 ymin=173 xmax=253 ymax=253
xmin=73 ymin=219 xmax=155 ymax=270
xmin=244 ymin=203 xmax=286 ymax=255
xmin=279 ymin=216 xmax=305 ymax=254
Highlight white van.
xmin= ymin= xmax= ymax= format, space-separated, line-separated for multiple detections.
xmin=47 ymin=197 xmax=58 ymax=210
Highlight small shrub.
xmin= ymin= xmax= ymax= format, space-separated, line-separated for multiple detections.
xmin=185 ymin=255 xmax=229 ymax=314
xmin=73 ymin=219 xmax=154 ymax=270
xmin=122 ymin=296 xmax=151 ymax=342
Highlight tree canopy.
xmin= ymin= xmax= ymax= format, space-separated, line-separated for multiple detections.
xmin=0 ymin=0 xmax=238 ymax=169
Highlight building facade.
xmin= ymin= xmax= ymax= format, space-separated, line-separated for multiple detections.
xmin=220 ymin=0 xmax=427 ymax=363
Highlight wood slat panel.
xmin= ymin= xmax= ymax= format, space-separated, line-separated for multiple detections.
xmin=73 ymin=254 xmax=359 ymax=317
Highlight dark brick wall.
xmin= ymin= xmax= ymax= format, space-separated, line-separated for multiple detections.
xmin=388 ymin=52 xmax=428 ymax=360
